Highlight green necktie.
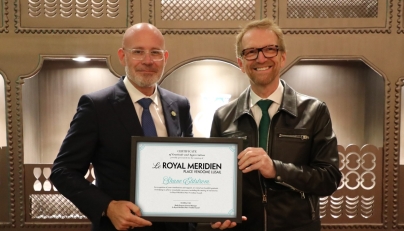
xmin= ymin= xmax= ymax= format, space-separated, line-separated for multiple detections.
xmin=257 ymin=100 xmax=273 ymax=150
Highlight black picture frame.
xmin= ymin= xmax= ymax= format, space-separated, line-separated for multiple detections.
xmin=130 ymin=136 xmax=243 ymax=223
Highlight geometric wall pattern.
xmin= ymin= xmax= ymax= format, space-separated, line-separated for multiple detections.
xmin=287 ymin=0 xmax=378 ymax=18
xmin=30 ymin=194 xmax=87 ymax=219
xmin=16 ymin=0 xmax=136 ymax=33
xmin=160 ymin=0 xmax=256 ymax=21
xmin=25 ymin=165 xmax=95 ymax=221
xmin=320 ymin=144 xmax=382 ymax=225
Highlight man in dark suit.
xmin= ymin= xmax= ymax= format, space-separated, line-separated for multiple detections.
xmin=50 ymin=23 xmax=194 ymax=231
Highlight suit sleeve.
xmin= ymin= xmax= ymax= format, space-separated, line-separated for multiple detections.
xmin=182 ymin=98 xmax=193 ymax=137
xmin=50 ymin=95 xmax=112 ymax=224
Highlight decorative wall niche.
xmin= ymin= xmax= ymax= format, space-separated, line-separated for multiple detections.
xmin=22 ymin=60 xmax=118 ymax=164
xmin=395 ymin=76 xmax=404 ymax=228
xmin=0 ymin=73 xmax=10 ymax=224
xmin=160 ymin=59 xmax=249 ymax=137
xmin=282 ymin=60 xmax=385 ymax=228
xmin=0 ymin=74 xmax=6 ymax=147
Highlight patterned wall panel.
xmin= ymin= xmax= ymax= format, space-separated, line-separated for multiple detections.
xmin=24 ymin=164 xmax=93 ymax=227
xmin=320 ymin=145 xmax=384 ymax=229
xmin=14 ymin=0 xmax=140 ymax=34
xmin=151 ymin=0 xmax=266 ymax=34
xmin=0 ymin=0 xmax=9 ymax=33
xmin=274 ymin=0 xmax=392 ymax=34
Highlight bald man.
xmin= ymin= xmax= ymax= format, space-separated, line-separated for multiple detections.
xmin=51 ymin=23 xmax=195 ymax=231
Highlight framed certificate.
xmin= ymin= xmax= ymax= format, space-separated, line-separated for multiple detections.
xmin=130 ymin=136 xmax=243 ymax=223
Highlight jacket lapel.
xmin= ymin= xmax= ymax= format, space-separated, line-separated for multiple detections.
xmin=110 ymin=78 xmax=143 ymax=136
xmin=158 ymin=86 xmax=181 ymax=137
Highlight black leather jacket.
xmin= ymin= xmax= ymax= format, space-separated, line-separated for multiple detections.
xmin=210 ymin=80 xmax=341 ymax=231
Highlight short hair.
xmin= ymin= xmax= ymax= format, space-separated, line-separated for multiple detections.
xmin=235 ymin=18 xmax=286 ymax=58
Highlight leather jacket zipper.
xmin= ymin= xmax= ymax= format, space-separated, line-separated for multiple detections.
xmin=276 ymin=181 xmax=305 ymax=198
xmin=276 ymin=181 xmax=316 ymax=220
xmin=308 ymin=196 xmax=316 ymax=220
xmin=278 ymin=134 xmax=309 ymax=140
xmin=263 ymin=187 xmax=267 ymax=231
xmin=259 ymin=172 xmax=268 ymax=231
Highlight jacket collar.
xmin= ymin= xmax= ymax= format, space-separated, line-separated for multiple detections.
xmin=234 ymin=79 xmax=298 ymax=121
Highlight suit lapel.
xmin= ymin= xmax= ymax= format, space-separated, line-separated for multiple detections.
xmin=158 ymin=86 xmax=181 ymax=137
xmin=110 ymin=78 xmax=143 ymax=136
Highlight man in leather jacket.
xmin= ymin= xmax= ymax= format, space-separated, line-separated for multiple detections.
xmin=209 ymin=18 xmax=342 ymax=231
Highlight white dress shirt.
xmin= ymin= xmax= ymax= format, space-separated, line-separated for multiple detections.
xmin=123 ymin=77 xmax=168 ymax=137
xmin=250 ymin=80 xmax=284 ymax=127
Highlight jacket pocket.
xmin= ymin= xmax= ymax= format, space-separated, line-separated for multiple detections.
xmin=221 ymin=131 xmax=250 ymax=149
xmin=271 ymin=128 xmax=311 ymax=163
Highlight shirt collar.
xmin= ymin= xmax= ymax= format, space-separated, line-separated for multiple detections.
xmin=250 ymin=79 xmax=284 ymax=107
xmin=123 ymin=76 xmax=159 ymax=105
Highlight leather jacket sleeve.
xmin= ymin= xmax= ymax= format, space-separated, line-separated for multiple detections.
xmin=270 ymin=102 xmax=341 ymax=197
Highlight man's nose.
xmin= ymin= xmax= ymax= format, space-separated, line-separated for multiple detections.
xmin=256 ymin=50 xmax=268 ymax=63
xmin=142 ymin=52 xmax=154 ymax=64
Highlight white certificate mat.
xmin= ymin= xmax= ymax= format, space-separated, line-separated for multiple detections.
xmin=130 ymin=136 xmax=243 ymax=223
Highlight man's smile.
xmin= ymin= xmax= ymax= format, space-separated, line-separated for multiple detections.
xmin=254 ymin=66 xmax=272 ymax=71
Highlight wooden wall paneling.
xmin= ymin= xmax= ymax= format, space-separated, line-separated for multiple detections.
xmin=0 ymin=146 xmax=11 ymax=226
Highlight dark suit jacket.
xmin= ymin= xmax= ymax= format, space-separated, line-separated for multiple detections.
xmin=50 ymin=77 xmax=194 ymax=231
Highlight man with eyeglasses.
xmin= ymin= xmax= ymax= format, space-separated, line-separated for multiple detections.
xmin=209 ymin=18 xmax=341 ymax=231
xmin=51 ymin=23 xmax=195 ymax=231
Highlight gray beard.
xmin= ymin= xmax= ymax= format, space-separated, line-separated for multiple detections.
xmin=125 ymin=66 xmax=161 ymax=88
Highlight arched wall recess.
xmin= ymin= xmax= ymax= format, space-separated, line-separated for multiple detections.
xmin=281 ymin=57 xmax=388 ymax=229
xmin=0 ymin=74 xmax=7 ymax=147
xmin=0 ymin=71 xmax=11 ymax=227
xmin=394 ymin=76 xmax=404 ymax=228
xmin=19 ymin=57 xmax=120 ymax=164
xmin=160 ymin=58 xmax=249 ymax=138
xmin=18 ymin=57 xmax=121 ymax=228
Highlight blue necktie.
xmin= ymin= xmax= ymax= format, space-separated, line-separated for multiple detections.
xmin=257 ymin=100 xmax=273 ymax=150
xmin=138 ymin=98 xmax=157 ymax=137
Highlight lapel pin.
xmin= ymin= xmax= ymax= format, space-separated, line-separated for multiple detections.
xmin=171 ymin=111 xmax=177 ymax=117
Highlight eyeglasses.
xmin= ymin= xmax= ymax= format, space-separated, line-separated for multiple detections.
xmin=123 ymin=48 xmax=166 ymax=61
xmin=241 ymin=45 xmax=279 ymax=61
